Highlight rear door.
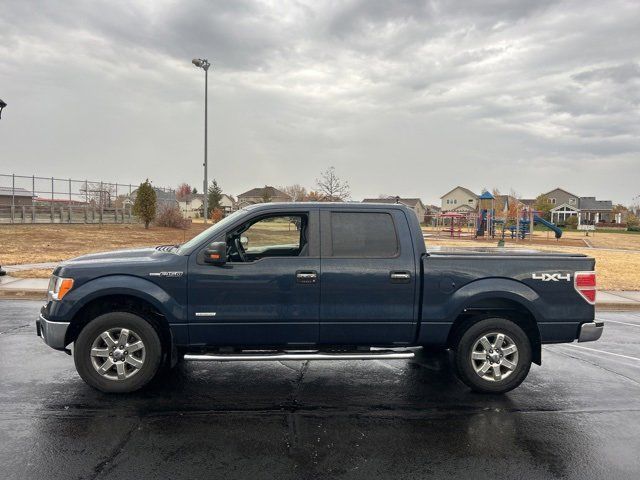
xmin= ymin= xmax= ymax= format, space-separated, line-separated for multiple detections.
xmin=319 ymin=208 xmax=418 ymax=345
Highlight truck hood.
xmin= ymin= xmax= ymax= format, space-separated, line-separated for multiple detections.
xmin=55 ymin=247 xmax=181 ymax=277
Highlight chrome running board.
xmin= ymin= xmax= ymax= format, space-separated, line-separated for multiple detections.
xmin=184 ymin=351 xmax=415 ymax=362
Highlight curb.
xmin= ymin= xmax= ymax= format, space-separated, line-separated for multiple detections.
xmin=0 ymin=290 xmax=47 ymax=301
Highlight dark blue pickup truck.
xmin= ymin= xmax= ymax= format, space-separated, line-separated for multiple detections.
xmin=37 ymin=202 xmax=602 ymax=393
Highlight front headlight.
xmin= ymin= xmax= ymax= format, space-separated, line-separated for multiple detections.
xmin=47 ymin=276 xmax=74 ymax=301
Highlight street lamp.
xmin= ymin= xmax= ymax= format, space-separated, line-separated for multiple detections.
xmin=192 ymin=58 xmax=211 ymax=223
xmin=0 ymin=99 xmax=6 ymax=119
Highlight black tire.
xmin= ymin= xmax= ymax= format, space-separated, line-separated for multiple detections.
xmin=74 ymin=312 xmax=163 ymax=393
xmin=454 ymin=317 xmax=532 ymax=394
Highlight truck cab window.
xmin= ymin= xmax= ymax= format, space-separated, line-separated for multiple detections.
xmin=227 ymin=214 xmax=308 ymax=262
xmin=330 ymin=212 xmax=398 ymax=257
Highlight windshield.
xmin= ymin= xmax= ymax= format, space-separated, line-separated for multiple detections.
xmin=176 ymin=209 xmax=248 ymax=255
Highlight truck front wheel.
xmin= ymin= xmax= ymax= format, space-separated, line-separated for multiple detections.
xmin=454 ymin=317 xmax=532 ymax=394
xmin=74 ymin=312 xmax=162 ymax=393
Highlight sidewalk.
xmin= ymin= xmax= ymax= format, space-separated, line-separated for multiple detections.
xmin=1 ymin=271 xmax=639 ymax=310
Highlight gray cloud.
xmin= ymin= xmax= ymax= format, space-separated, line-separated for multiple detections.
xmin=0 ymin=0 xmax=639 ymax=204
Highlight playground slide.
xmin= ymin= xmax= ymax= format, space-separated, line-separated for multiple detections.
xmin=533 ymin=215 xmax=562 ymax=239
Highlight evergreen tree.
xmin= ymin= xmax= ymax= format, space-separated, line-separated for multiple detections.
xmin=133 ymin=179 xmax=157 ymax=229
xmin=207 ymin=179 xmax=223 ymax=217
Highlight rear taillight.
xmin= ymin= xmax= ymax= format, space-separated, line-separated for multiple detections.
xmin=574 ymin=271 xmax=596 ymax=305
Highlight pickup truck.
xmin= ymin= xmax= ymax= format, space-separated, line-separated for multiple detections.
xmin=37 ymin=202 xmax=603 ymax=394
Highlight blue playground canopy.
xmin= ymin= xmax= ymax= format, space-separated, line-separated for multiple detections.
xmin=479 ymin=191 xmax=495 ymax=200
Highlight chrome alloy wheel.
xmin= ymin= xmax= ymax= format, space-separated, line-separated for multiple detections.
xmin=90 ymin=328 xmax=146 ymax=381
xmin=470 ymin=332 xmax=519 ymax=382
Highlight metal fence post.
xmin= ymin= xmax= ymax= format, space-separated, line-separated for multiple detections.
xmin=99 ymin=181 xmax=103 ymax=224
xmin=32 ymin=175 xmax=35 ymax=223
xmin=11 ymin=173 xmax=15 ymax=223
xmin=51 ymin=177 xmax=54 ymax=222
xmin=68 ymin=178 xmax=72 ymax=223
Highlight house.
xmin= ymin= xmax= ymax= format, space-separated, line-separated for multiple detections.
xmin=236 ymin=186 xmax=291 ymax=207
xmin=179 ymin=193 xmax=236 ymax=218
xmin=542 ymin=188 xmax=614 ymax=225
xmin=178 ymin=194 xmax=204 ymax=218
xmin=440 ymin=186 xmax=478 ymax=212
xmin=362 ymin=197 xmax=427 ymax=223
xmin=219 ymin=194 xmax=236 ymax=214
xmin=0 ymin=186 xmax=33 ymax=206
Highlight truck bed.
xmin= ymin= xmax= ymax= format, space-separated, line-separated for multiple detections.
xmin=426 ymin=246 xmax=587 ymax=257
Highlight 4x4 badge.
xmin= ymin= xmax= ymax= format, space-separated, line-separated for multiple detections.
xmin=532 ymin=273 xmax=571 ymax=282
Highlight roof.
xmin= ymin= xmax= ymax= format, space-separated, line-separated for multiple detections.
xmin=440 ymin=186 xmax=478 ymax=199
xmin=238 ymin=186 xmax=291 ymax=200
xmin=362 ymin=197 xmax=425 ymax=208
xmin=520 ymin=198 xmax=536 ymax=206
xmin=0 ymin=186 xmax=32 ymax=197
xmin=542 ymin=187 xmax=580 ymax=199
xmin=479 ymin=191 xmax=495 ymax=200
xmin=579 ymin=197 xmax=613 ymax=211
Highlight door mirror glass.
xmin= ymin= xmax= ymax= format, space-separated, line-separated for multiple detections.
xmin=203 ymin=242 xmax=227 ymax=265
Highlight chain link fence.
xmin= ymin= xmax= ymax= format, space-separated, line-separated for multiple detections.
xmin=0 ymin=173 xmax=175 ymax=224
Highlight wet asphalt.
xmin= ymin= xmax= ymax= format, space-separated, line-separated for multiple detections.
xmin=1 ymin=301 xmax=639 ymax=479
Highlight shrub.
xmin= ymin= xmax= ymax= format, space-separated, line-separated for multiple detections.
xmin=210 ymin=208 xmax=224 ymax=223
xmin=564 ymin=216 xmax=578 ymax=229
xmin=628 ymin=226 xmax=640 ymax=232
xmin=155 ymin=204 xmax=190 ymax=229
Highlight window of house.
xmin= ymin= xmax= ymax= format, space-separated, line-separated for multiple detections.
xmin=331 ymin=212 xmax=398 ymax=257
xmin=454 ymin=199 xmax=457 ymax=204
xmin=549 ymin=198 xmax=556 ymax=204
xmin=468 ymin=199 xmax=474 ymax=203
xmin=569 ymin=198 xmax=576 ymax=205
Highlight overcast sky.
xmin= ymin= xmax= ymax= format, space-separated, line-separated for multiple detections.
xmin=1 ymin=0 xmax=639 ymax=205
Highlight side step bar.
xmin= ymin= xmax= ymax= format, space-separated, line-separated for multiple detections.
xmin=184 ymin=351 xmax=415 ymax=362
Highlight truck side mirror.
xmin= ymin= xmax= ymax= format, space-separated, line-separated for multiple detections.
xmin=203 ymin=242 xmax=227 ymax=265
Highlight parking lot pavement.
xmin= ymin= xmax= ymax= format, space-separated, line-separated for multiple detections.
xmin=1 ymin=302 xmax=639 ymax=480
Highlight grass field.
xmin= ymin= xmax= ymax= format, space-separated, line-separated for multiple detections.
xmin=1 ymin=223 xmax=639 ymax=290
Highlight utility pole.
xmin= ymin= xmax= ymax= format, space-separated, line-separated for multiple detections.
xmin=192 ymin=59 xmax=211 ymax=223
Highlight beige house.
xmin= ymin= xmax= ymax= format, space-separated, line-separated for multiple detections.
xmin=219 ymin=194 xmax=236 ymax=214
xmin=178 ymin=194 xmax=204 ymax=218
xmin=440 ymin=186 xmax=478 ymax=212
xmin=362 ymin=197 xmax=427 ymax=223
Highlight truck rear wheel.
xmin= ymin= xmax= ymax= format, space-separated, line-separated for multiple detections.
xmin=454 ymin=317 xmax=532 ymax=394
xmin=74 ymin=312 xmax=162 ymax=393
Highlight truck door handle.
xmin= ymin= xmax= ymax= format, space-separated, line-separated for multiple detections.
xmin=296 ymin=270 xmax=318 ymax=284
xmin=390 ymin=271 xmax=411 ymax=283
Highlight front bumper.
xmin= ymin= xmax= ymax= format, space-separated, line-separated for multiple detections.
xmin=578 ymin=321 xmax=604 ymax=343
xmin=36 ymin=313 xmax=70 ymax=350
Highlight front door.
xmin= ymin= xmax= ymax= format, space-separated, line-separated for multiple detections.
xmin=188 ymin=210 xmax=320 ymax=347
xmin=319 ymin=209 xmax=418 ymax=345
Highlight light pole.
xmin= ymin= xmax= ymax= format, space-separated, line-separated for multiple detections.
xmin=192 ymin=58 xmax=211 ymax=223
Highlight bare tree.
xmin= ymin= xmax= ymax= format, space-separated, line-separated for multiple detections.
xmin=315 ymin=166 xmax=350 ymax=202
xmin=280 ymin=184 xmax=308 ymax=202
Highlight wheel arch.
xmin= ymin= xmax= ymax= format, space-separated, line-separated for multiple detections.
xmin=64 ymin=293 xmax=174 ymax=365
xmin=447 ymin=296 xmax=542 ymax=365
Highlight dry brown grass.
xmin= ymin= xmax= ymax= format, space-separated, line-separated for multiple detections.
xmin=2 ymin=222 xmax=639 ymax=291
xmin=10 ymin=269 xmax=53 ymax=278
xmin=0 ymin=223 xmax=209 ymax=265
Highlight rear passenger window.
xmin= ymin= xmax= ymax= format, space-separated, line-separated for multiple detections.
xmin=331 ymin=212 xmax=398 ymax=257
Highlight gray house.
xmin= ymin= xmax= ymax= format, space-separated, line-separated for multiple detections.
xmin=0 ymin=186 xmax=34 ymax=206
xmin=237 ymin=186 xmax=291 ymax=207
xmin=543 ymin=188 xmax=613 ymax=224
